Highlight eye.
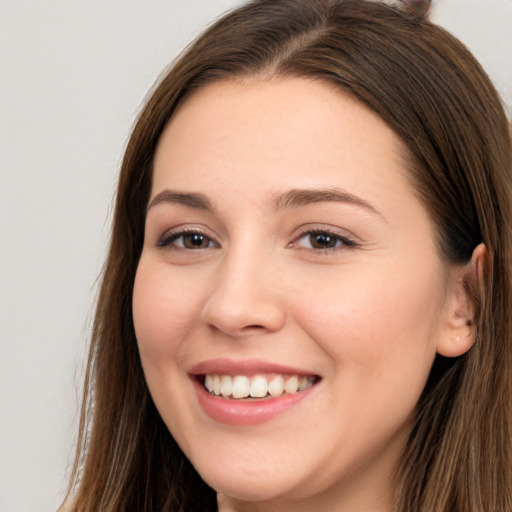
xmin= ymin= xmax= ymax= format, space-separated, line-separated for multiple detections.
xmin=296 ymin=230 xmax=357 ymax=250
xmin=157 ymin=229 xmax=218 ymax=250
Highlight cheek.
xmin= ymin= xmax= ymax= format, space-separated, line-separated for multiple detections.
xmin=132 ymin=259 xmax=203 ymax=452
xmin=292 ymin=261 xmax=442 ymax=383
xmin=132 ymin=259 xmax=201 ymax=361
xmin=288 ymin=265 xmax=441 ymax=461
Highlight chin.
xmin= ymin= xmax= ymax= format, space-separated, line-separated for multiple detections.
xmin=194 ymin=457 xmax=304 ymax=504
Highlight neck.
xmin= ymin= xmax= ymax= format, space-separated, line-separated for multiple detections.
xmin=216 ymin=471 xmax=395 ymax=512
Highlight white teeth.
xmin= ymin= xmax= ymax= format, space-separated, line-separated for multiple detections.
xmin=284 ymin=375 xmax=299 ymax=394
xmin=299 ymin=376 xmax=312 ymax=391
xmin=205 ymin=374 xmax=214 ymax=393
xmin=268 ymin=375 xmax=284 ymax=397
xmin=250 ymin=375 xmax=268 ymax=398
xmin=220 ymin=375 xmax=233 ymax=397
xmin=213 ymin=375 xmax=221 ymax=395
xmin=232 ymin=375 xmax=250 ymax=398
xmin=204 ymin=373 xmax=316 ymax=399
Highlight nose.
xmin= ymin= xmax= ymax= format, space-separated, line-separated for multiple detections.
xmin=200 ymin=247 xmax=286 ymax=337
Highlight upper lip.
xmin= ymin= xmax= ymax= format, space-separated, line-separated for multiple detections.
xmin=188 ymin=358 xmax=319 ymax=377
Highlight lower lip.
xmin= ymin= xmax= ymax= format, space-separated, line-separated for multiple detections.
xmin=192 ymin=379 xmax=317 ymax=426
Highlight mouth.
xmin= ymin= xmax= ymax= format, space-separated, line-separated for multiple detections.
xmin=199 ymin=373 xmax=320 ymax=400
xmin=190 ymin=360 xmax=321 ymax=425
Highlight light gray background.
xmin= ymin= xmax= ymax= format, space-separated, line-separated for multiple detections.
xmin=0 ymin=2 xmax=510 ymax=511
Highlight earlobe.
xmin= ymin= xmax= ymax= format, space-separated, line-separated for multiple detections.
xmin=436 ymin=324 xmax=475 ymax=358
xmin=436 ymin=243 xmax=487 ymax=358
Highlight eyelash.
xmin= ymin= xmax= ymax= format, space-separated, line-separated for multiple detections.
xmin=156 ymin=228 xmax=358 ymax=252
xmin=156 ymin=228 xmax=219 ymax=250
xmin=294 ymin=229 xmax=358 ymax=251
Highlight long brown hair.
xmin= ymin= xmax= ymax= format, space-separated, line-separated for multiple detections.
xmin=62 ymin=1 xmax=512 ymax=510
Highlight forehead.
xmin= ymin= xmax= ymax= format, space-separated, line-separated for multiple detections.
xmin=152 ymin=78 xmax=413 ymax=219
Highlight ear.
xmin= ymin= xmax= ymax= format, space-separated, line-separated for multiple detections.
xmin=436 ymin=243 xmax=487 ymax=358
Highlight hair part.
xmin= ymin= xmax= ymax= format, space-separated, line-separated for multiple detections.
xmin=62 ymin=1 xmax=512 ymax=510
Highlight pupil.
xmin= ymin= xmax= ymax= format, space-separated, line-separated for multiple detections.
xmin=313 ymin=233 xmax=335 ymax=248
xmin=185 ymin=234 xmax=207 ymax=248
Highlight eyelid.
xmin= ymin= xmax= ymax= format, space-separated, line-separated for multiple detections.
xmin=154 ymin=223 xmax=359 ymax=252
xmin=290 ymin=225 xmax=360 ymax=251
xmin=156 ymin=225 xmax=220 ymax=249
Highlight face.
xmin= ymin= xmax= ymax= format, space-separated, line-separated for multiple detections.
xmin=133 ymin=78 xmax=454 ymax=511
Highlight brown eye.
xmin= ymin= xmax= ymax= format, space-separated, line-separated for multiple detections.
xmin=309 ymin=233 xmax=338 ymax=249
xmin=156 ymin=230 xmax=217 ymax=250
xmin=182 ymin=233 xmax=212 ymax=249
xmin=296 ymin=230 xmax=357 ymax=251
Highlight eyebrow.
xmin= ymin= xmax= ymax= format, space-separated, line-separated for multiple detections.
xmin=147 ymin=186 xmax=383 ymax=219
xmin=273 ymin=187 xmax=384 ymax=218
xmin=147 ymin=190 xmax=214 ymax=212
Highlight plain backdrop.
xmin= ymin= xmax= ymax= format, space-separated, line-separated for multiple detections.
xmin=0 ymin=1 xmax=510 ymax=511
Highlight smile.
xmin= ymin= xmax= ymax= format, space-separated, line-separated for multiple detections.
xmin=190 ymin=359 xmax=321 ymax=425
xmin=203 ymin=374 xmax=317 ymax=400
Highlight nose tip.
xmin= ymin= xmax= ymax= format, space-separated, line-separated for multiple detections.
xmin=200 ymin=265 xmax=286 ymax=337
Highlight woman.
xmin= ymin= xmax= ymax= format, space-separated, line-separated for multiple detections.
xmin=61 ymin=0 xmax=512 ymax=510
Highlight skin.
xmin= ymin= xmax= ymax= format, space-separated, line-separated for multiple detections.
xmin=132 ymin=78 xmax=474 ymax=511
